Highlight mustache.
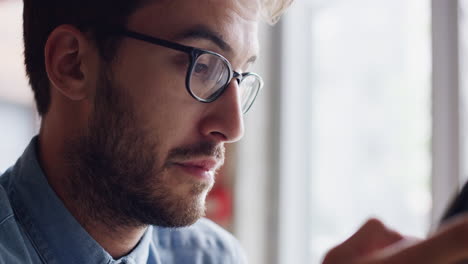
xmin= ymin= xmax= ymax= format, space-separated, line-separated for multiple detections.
xmin=166 ymin=141 xmax=225 ymax=162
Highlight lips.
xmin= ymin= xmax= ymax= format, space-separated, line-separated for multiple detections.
xmin=172 ymin=159 xmax=220 ymax=180
xmin=178 ymin=159 xmax=218 ymax=171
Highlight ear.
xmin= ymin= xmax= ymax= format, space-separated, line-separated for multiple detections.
xmin=44 ymin=25 xmax=95 ymax=101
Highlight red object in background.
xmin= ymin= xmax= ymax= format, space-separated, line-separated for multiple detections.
xmin=206 ymin=184 xmax=232 ymax=228
xmin=205 ymin=145 xmax=235 ymax=229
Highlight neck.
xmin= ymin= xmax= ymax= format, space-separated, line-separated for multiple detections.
xmin=75 ymin=217 xmax=148 ymax=259
xmin=38 ymin=127 xmax=146 ymax=259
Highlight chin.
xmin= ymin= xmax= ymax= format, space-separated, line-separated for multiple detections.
xmin=162 ymin=198 xmax=208 ymax=227
xmin=150 ymin=186 xmax=210 ymax=227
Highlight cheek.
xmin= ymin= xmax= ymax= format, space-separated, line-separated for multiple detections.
xmin=113 ymin=44 xmax=207 ymax=151
xmin=128 ymin=81 xmax=203 ymax=157
xmin=131 ymin=75 xmax=196 ymax=135
xmin=130 ymin=73 xmax=201 ymax=132
xmin=120 ymin=59 xmax=191 ymax=117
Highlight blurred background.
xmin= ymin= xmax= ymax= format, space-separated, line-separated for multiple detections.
xmin=0 ymin=0 xmax=467 ymax=263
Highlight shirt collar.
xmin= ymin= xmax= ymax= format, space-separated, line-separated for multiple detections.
xmin=9 ymin=137 xmax=152 ymax=264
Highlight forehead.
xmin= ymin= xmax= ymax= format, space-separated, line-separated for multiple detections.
xmin=127 ymin=0 xmax=260 ymax=57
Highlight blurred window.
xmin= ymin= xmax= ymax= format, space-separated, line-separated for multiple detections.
xmin=0 ymin=1 xmax=36 ymax=173
xmin=308 ymin=0 xmax=431 ymax=263
xmin=307 ymin=1 xmax=431 ymax=261
xmin=279 ymin=0 xmax=433 ymax=263
xmin=462 ymin=0 xmax=468 ymax=183
xmin=0 ymin=102 xmax=35 ymax=172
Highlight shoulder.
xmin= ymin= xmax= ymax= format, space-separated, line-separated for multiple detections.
xmin=0 ymin=183 xmax=15 ymax=262
xmin=0 ymin=171 xmax=14 ymax=227
xmin=0 ymin=172 xmax=34 ymax=264
xmin=188 ymin=218 xmax=241 ymax=246
xmin=151 ymin=218 xmax=247 ymax=263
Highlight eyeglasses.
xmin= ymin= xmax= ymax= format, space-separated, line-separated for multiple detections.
xmin=118 ymin=30 xmax=264 ymax=114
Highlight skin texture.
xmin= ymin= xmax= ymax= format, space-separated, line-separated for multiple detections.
xmin=39 ymin=0 xmax=259 ymax=258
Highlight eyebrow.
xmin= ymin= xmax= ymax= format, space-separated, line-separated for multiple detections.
xmin=174 ymin=24 xmax=232 ymax=53
xmin=174 ymin=24 xmax=257 ymax=64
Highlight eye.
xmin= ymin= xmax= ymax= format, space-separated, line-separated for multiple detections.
xmin=194 ymin=63 xmax=210 ymax=75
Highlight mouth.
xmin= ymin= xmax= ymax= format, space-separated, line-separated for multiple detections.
xmin=172 ymin=159 xmax=220 ymax=180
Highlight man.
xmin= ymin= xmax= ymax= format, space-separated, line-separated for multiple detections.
xmin=0 ymin=0 xmax=289 ymax=263
xmin=3 ymin=0 xmax=468 ymax=264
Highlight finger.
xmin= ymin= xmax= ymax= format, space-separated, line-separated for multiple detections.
xmin=358 ymin=237 xmax=421 ymax=263
xmin=345 ymin=218 xmax=404 ymax=256
xmin=368 ymin=216 xmax=468 ymax=264
xmin=323 ymin=218 xmax=404 ymax=264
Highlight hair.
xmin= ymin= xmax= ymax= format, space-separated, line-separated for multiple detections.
xmin=23 ymin=0 xmax=293 ymax=116
xmin=261 ymin=0 xmax=294 ymax=24
xmin=23 ymin=0 xmax=150 ymax=116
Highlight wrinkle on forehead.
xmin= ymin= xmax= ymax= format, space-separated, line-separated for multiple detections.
xmin=204 ymin=1 xmax=259 ymax=67
xmin=130 ymin=0 xmax=260 ymax=32
xmin=128 ymin=0 xmax=260 ymax=66
xmin=207 ymin=0 xmax=261 ymax=22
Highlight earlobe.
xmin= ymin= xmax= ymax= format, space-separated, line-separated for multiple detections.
xmin=45 ymin=25 xmax=91 ymax=101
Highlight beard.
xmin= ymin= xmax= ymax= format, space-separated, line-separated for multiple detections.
xmin=65 ymin=68 xmax=224 ymax=229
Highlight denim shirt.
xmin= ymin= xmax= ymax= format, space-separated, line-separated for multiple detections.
xmin=0 ymin=138 xmax=247 ymax=264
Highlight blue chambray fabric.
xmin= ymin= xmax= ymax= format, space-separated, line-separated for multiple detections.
xmin=0 ymin=137 xmax=247 ymax=264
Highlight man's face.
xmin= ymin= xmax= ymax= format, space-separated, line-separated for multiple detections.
xmin=69 ymin=0 xmax=260 ymax=228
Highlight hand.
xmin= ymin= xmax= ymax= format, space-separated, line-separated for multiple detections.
xmin=323 ymin=216 xmax=468 ymax=264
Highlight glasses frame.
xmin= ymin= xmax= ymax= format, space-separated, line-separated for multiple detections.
xmin=119 ymin=30 xmax=263 ymax=113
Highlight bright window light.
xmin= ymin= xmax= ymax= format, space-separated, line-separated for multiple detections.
xmin=306 ymin=0 xmax=431 ymax=262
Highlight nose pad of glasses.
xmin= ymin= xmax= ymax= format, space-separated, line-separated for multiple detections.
xmin=232 ymin=71 xmax=242 ymax=85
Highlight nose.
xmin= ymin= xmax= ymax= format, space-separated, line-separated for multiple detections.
xmin=198 ymin=80 xmax=244 ymax=143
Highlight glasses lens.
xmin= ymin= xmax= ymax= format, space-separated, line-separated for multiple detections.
xmin=189 ymin=53 xmax=230 ymax=101
xmin=239 ymin=74 xmax=262 ymax=113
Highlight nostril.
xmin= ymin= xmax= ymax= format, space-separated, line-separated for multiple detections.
xmin=210 ymin=131 xmax=228 ymax=141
